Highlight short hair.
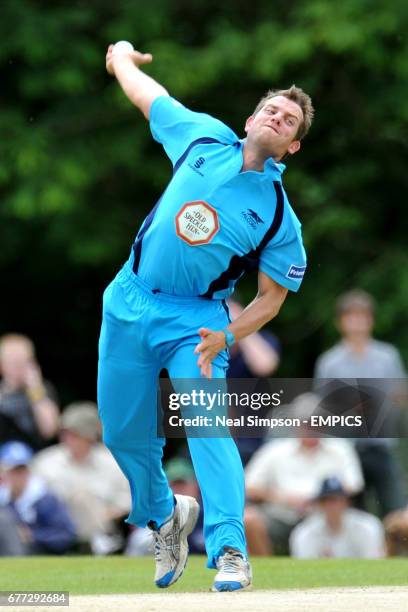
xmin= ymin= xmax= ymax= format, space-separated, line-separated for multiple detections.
xmin=253 ymin=85 xmax=314 ymax=140
xmin=61 ymin=402 xmax=101 ymax=442
xmin=0 ymin=333 xmax=35 ymax=359
xmin=335 ymin=289 xmax=376 ymax=317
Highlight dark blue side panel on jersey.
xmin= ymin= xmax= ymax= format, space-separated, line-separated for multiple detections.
xmin=132 ymin=196 xmax=162 ymax=273
xmin=200 ymin=181 xmax=285 ymax=298
xmin=173 ymin=137 xmax=223 ymax=174
xmin=132 ymin=137 xmax=226 ymax=274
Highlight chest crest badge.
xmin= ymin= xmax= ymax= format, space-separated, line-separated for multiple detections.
xmin=175 ymin=201 xmax=219 ymax=246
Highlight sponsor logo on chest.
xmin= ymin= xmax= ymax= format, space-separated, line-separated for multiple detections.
xmin=188 ymin=156 xmax=206 ymax=176
xmin=175 ymin=201 xmax=219 ymax=246
xmin=241 ymin=208 xmax=265 ymax=229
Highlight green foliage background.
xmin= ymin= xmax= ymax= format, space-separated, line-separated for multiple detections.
xmin=1 ymin=0 xmax=407 ymax=401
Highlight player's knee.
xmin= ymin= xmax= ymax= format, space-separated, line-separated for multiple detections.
xmin=100 ymin=421 xmax=147 ymax=449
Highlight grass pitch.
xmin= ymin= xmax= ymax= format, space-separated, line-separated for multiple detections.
xmin=0 ymin=556 xmax=407 ymax=594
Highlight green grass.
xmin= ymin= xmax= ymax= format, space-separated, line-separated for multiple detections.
xmin=0 ymin=556 xmax=407 ymax=594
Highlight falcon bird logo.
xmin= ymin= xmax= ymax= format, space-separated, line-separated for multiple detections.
xmin=242 ymin=209 xmax=265 ymax=229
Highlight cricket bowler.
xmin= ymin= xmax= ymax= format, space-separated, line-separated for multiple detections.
xmin=98 ymin=42 xmax=314 ymax=591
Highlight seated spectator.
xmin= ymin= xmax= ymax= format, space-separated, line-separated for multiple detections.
xmin=227 ymin=298 xmax=281 ymax=465
xmin=383 ymin=506 xmax=408 ymax=556
xmin=32 ymin=402 xmax=131 ymax=555
xmin=0 ymin=334 xmax=60 ymax=449
xmin=0 ymin=507 xmax=25 ymax=556
xmin=165 ymin=457 xmax=204 ymax=554
xmin=124 ymin=525 xmax=152 ymax=557
xmin=0 ymin=441 xmax=77 ymax=555
xmin=290 ymin=477 xmax=385 ymax=558
xmin=244 ymin=394 xmax=364 ymax=555
xmin=126 ymin=457 xmax=205 ymax=556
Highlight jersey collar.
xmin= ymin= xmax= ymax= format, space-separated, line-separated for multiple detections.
xmin=264 ymin=157 xmax=286 ymax=175
xmin=238 ymin=139 xmax=286 ymax=176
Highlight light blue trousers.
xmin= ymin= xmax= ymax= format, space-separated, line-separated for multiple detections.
xmin=97 ymin=262 xmax=247 ymax=567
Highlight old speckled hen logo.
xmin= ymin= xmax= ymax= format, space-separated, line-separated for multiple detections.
xmin=175 ymin=201 xmax=219 ymax=246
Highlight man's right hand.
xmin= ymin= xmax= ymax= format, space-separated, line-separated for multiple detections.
xmin=104 ymin=44 xmax=168 ymax=119
xmin=106 ymin=44 xmax=153 ymax=76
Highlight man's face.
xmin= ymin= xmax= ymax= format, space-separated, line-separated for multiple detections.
xmin=0 ymin=342 xmax=33 ymax=387
xmin=2 ymin=466 xmax=29 ymax=498
xmin=245 ymin=95 xmax=303 ymax=161
xmin=170 ymin=478 xmax=199 ymax=498
xmin=61 ymin=429 xmax=93 ymax=461
xmin=300 ymin=437 xmax=320 ymax=450
xmin=338 ymin=307 xmax=374 ymax=339
xmin=320 ymin=495 xmax=348 ymax=520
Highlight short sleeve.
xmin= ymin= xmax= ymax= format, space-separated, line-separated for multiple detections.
xmin=259 ymin=225 xmax=307 ymax=292
xmin=149 ymin=96 xmax=238 ymax=166
xmin=358 ymin=517 xmax=386 ymax=558
xmin=314 ymin=353 xmax=330 ymax=380
xmin=245 ymin=441 xmax=279 ymax=489
xmin=333 ymin=440 xmax=364 ymax=494
xmin=387 ymin=347 xmax=406 ymax=378
xmin=260 ymin=330 xmax=281 ymax=356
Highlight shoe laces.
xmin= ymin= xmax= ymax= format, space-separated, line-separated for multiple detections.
xmin=217 ymin=549 xmax=246 ymax=574
xmin=152 ymin=528 xmax=180 ymax=564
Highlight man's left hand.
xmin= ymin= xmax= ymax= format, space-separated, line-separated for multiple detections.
xmin=194 ymin=328 xmax=226 ymax=379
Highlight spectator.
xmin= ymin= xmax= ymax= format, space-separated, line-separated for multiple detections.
xmin=227 ymin=298 xmax=280 ymax=465
xmin=0 ymin=441 xmax=77 ymax=555
xmin=165 ymin=457 xmax=204 ymax=554
xmin=0 ymin=334 xmax=60 ymax=449
xmin=314 ymin=289 xmax=406 ymax=516
xmin=0 ymin=508 xmax=25 ymax=556
xmin=126 ymin=457 xmax=205 ymax=556
xmin=227 ymin=299 xmax=280 ymax=379
xmin=290 ymin=477 xmax=385 ymax=558
xmin=383 ymin=506 xmax=408 ymax=556
xmin=244 ymin=394 xmax=364 ymax=555
xmin=32 ymin=402 xmax=131 ymax=555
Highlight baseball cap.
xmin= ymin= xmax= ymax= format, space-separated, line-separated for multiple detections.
xmin=315 ymin=477 xmax=347 ymax=500
xmin=61 ymin=402 xmax=101 ymax=441
xmin=0 ymin=441 xmax=33 ymax=470
xmin=165 ymin=458 xmax=195 ymax=482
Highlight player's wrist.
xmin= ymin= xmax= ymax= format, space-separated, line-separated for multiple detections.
xmin=222 ymin=328 xmax=236 ymax=348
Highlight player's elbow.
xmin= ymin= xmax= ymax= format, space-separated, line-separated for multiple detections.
xmin=264 ymin=293 xmax=286 ymax=321
xmin=136 ymin=90 xmax=170 ymax=120
xmin=270 ymin=300 xmax=283 ymax=318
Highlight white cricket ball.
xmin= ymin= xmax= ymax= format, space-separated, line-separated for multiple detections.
xmin=112 ymin=41 xmax=134 ymax=56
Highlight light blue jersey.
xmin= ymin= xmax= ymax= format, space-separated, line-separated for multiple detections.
xmin=131 ymin=96 xmax=307 ymax=299
xmin=98 ymin=94 xmax=308 ymax=569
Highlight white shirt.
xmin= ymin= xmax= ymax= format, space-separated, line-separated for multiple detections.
xmin=32 ymin=443 xmax=131 ymax=518
xmin=245 ymin=439 xmax=364 ymax=520
xmin=290 ymin=508 xmax=385 ymax=558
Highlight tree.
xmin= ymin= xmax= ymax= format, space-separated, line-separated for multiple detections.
xmin=1 ymin=0 xmax=407 ymax=399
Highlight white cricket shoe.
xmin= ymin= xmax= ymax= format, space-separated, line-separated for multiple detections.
xmin=212 ymin=547 xmax=252 ymax=592
xmin=152 ymin=494 xmax=200 ymax=588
